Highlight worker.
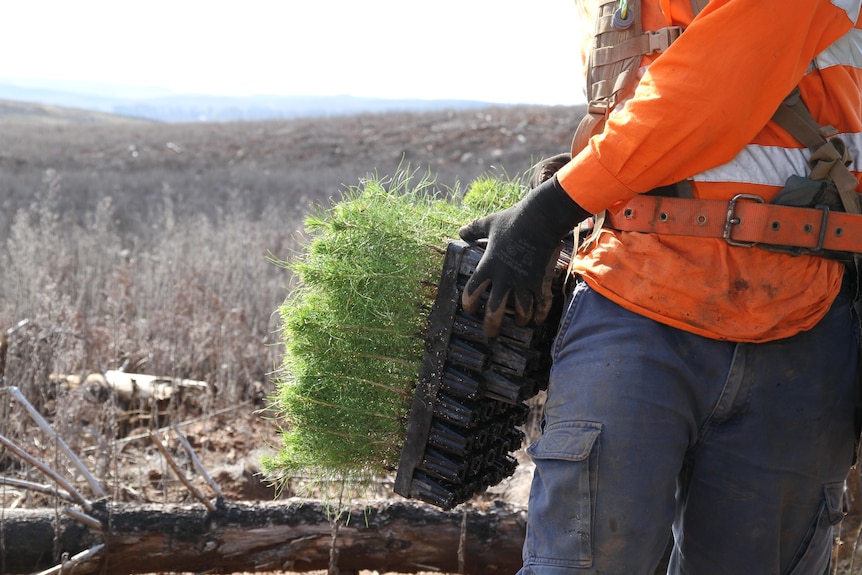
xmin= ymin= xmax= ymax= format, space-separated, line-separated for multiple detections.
xmin=459 ymin=0 xmax=862 ymax=573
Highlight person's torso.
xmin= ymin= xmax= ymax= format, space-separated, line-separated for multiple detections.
xmin=571 ymin=0 xmax=862 ymax=342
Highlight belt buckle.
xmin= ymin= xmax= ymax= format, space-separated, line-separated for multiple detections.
xmin=806 ymin=204 xmax=831 ymax=254
xmin=723 ymin=194 xmax=765 ymax=247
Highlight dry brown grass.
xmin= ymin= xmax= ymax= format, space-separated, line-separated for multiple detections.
xmin=0 ymin=104 xmax=582 ymax=571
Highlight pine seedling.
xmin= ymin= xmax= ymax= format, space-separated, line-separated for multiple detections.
xmin=462 ymin=172 xmax=527 ymax=213
xmin=263 ymin=169 xmax=528 ymax=493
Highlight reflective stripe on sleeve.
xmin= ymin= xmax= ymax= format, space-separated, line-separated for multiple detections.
xmin=830 ymin=0 xmax=861 ymax=23
xmin=813 ymin=28 xmax=862 ymax=70
xmin=691 ymin=132 xmax=862 ymax=187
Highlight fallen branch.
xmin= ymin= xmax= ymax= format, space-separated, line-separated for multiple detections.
xmin=63 ymin=507 xmax=103 ymax=533
xmin=171 ymin=424 xmax=224 ymax=499
xmin=33 ymin=544 xmax=105 ymax=575
xmin=0 ymin=477 xmax=74 ymax=503
xmin=0 ymin=433 xmax=92 ymax=511
xmin=1 ymin=499 xmax=526 ymax=574
xmin=5 ymin=386 xmax=105 ymax=498
xmin=148 ymin=431 xmax=217 ymax=512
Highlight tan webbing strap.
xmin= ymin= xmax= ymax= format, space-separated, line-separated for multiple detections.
xmin=574 ymin=0 xmax=704 ymax=153
xmin=591 ymin=27 xmax=683 ymax=67
xmin=572 ymin=0 xmax=644 ymax=153
xmin=771 ymin=87 xmax=862 ymax=281
xmin=573 ymin=0 xmax=686 ymax=155
xmin=771 ymin=89 xmax=835 ymax=149
xmin=574 ymin=0 xmax=688 ymax=247
xmin=690 ymin=0 xmax=709 ymax=16
xmin=772 ymin=88 xmax=861 ymax=214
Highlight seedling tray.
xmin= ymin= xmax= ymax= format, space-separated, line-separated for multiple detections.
xmin=394 ymin=239 xmax=571 ymax=509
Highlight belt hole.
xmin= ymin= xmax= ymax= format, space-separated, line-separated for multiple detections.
xmin=803 ymin=224 xmax=813 ymax=234
xmin=696 ymin=214 xmax=707 ymax=225
xmin=770 ymin=221 xmax=780 ymax=231
xmin=835 ymin=227 xmax=844 ymax=237
xmin=659 ymin=212 xmax=669 ymax=222
xmin=624 ymin=208 xmax=634 ymax=219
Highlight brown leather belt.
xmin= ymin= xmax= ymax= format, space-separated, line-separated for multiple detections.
xmin=605 ymin=194 xmax=862 ymax=254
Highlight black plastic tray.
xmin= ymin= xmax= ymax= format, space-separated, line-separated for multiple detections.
xmin=394 ymin=239 xmax=571 ymax=509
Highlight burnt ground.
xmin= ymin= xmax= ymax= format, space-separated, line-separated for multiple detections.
xmin=0 ymin=103 xmax=586 ymax=240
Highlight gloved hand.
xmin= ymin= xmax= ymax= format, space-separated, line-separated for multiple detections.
xmin=458 ymin=175 xmax=590 ymax=337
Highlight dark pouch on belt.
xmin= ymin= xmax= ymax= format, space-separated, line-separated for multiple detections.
xmin=764 ymin=174 xmax=853 ymax=262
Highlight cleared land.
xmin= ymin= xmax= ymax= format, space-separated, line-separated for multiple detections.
xmin=0 ymin=102 xmax=583 ymax=573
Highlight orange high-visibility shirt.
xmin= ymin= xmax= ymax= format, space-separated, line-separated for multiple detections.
xmin=558 ymin=0 xmax=862 ymax=342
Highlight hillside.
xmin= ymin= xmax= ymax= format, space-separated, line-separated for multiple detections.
xmin=0 ymin=82 xmax=506 ymax=122
xmin=0 ymin=103 xmax=587 ymax=240
xmin=0 ymin=98 xmax=153 ymax=125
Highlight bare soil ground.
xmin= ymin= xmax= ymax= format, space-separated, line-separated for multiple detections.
xmin=0 ymin=104 xmax=586 ymax=239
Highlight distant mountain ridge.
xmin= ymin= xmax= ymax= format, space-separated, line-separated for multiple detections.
xmin=0 ymin=98 xmax=155 ymax=125
xmin=0 ymin=80 xmax=500 ymax=123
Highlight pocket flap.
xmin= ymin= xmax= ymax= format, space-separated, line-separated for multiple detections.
xmin=527 ymin=421 xmax=602 ymax=462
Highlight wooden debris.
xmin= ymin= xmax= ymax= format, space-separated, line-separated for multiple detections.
xmin=1 ymin=499 xmax=526 ymax=574
xmin=149 ymin=430 xmax=217 ymax=512
xmin=50 ymin=370 xmax=209 ymax=403
xmin=6 ymin=386 xmax=106 ymax=497
xmin=0 ymin=433 xmax=92 ymax=512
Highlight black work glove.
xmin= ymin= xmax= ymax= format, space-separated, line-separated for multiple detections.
xmin=458 ymin=175 xmax=590 ymax=337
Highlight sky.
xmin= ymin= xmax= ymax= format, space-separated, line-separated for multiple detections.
xmin=2 ymin=0 xmax=587 ymax=106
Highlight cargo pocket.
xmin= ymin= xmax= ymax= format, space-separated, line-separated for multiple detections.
xmin=523 ymin=421 xmax=602 ymax=571
xmin=785 ymin=481 xmax=847 ymax=575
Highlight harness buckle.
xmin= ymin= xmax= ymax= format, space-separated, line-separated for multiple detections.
xmin=587 ymin=100 xmax=611 ymax=118
xmin=723 ymin=194 xmax=765 ymax=247
xmin=647 ymin=26 xmax=683 ymax=54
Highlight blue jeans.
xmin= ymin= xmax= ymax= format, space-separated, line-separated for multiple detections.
xmin=519 ymin=279 xmax=858 ymax=575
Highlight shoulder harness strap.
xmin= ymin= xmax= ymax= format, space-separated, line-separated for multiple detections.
xmin=772 ymin=88 xmax=861 ymax=214
xmin=572 ymin=0 xmax=682 ymax=153
xmin=689 ymin=0 xmax=709 ymax=15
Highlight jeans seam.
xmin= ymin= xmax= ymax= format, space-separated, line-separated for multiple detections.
xmin=692 ymin=342 xmax=749 ymax=452
xmin=552 ymin=283 xmax=586 ymax=361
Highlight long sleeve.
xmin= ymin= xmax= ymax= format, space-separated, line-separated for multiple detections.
xmin=561 ymin=0 xmax=862 ymax=342
xmin=557 ymin=0 xmax=858 ymax=214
